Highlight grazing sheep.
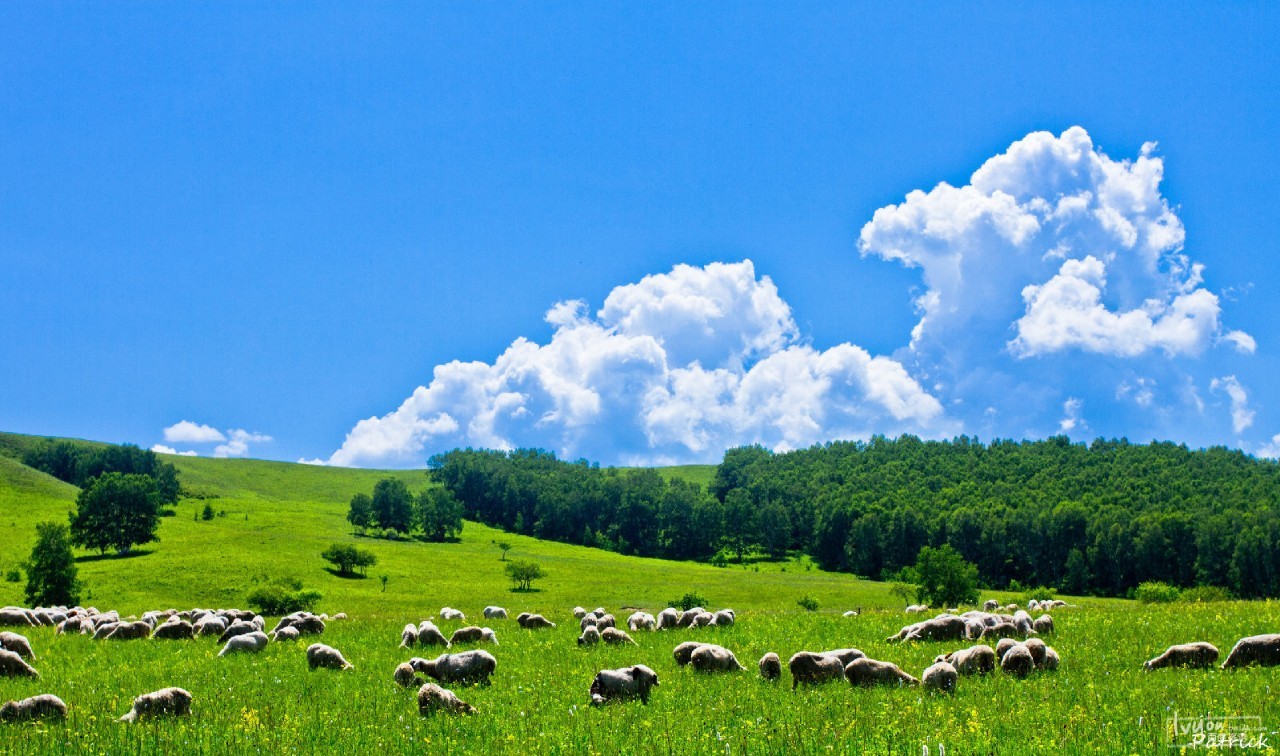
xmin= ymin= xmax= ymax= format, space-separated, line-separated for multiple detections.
xmin=414 ymin=650 xmax=497 ymax=685
xmin=759 ymin=652 xmax=782 ymax=681
xmin=152 ymin=620 xmax=194 ymax=641
xmin=449 ymin=626 xmax=497 ymax=645
xmin=483 ymin=606 xmax=508 ymax=620
xmin=271 ymin=626 xmax=301 ymax=642
xmin=656 ymin=608 xmax=680 ymax=630
xmin=627 ymin=612 xmax=656 ymax=631
xmin=517 ymin=613 xmax=556 ymax=630
xmin=289 ymin=615 xmax=326 ymax=636
xmin=194 ymin=616 xmax=227 ymax=637
xmin=842 ymin=610 xmax=860 ymax=618
xmin=844 ymin=658 xmax=919 ymax=687
xmin=1028 ymin=599 xmax=1040 ymax=612
xmin=0 ymin=632 xmax=34 ymax=660
xmin=787 ymin=652 xmax=846 ymax=689
xmin=219 ymin=632 xmax=269 ymax=656
xmin=106 ymin=621 xmax=152 ymax=641
xmin=1221 ymin=634 xmax=1280 ymax=669
xmin=0 ymin=608 xmax=36 ymax=627
xmin=589 ymin=664 xmax=659 ymax=705
xmin=889 ymin=615 xmax=968 ymax=643
xmin=1011 ymin=610 xmax=1035 ymax=636
xmin=1022 ymin=638 xmax=1048 ymax=667
xmin=0 ymin=694 xmax=67 ymax=723
xmin=936 ymin=645 xmax=996 ymax=675
xmin=819 ymin=648 xmax=868 ymax=666
xmin=439 ymin=607 xmax=465 ymax=622
xmin=677 ymin=609 xmax=701 ymax=628
xmin=416 ymin=621 xmax=450 ymax=648
xmin=691 ymin=612 xmax=715 ymax=628
xmin=995 ymin=638 xmax=1019 ymax=661
xmin=307 ymin=643 xmax=353 ymax=670
xmin=572 ymin=607 xmax=588 ymax=620
xmin=578 ymin=626 xmax=601 ymax=646
xmin=922 ymin=661 xmax=958 ymax=692
xmin=218 ymin=620 xmax=257 ymax=644
xmin=118 ymin=687 xmax=192 ymax=722
xmin=904 ymin=604 xmax=929 ymax=614
xmin=418 ymin=683 xmax=476 ymax=715
xmin=594 ymin=614 xmax=617 ymax=630
xmin=689 ymin=644 xmax=746 ymax=673
xmin=673 ymin=641 xmax=706 ymax=666
xmin=400 ymin=623 xmax=419 ymax=648
xmin=983 ymin=599 xmax=999 ymax=612
xmin=0 ymin=649 xmax=38 ymax=678
xmin=91 ymin=622 xmax=120 ymax=640
xmin=1041 ymin=646 xmax=1060 ymax=671
xmin=980 ymin=622 xmax=1020 ymax=641
xmin=1032 ymin=615 xmax=1054 ymax=635
xmin=394 ymin=662 xmax=423 ymax=688
xmin=579 ymin=614 xmax=599 ymax=631
xmin=332 ymin=612 xmax=348 ymax=620
xmin=1000 ymin=644 xmax=1034 ymax=678
xmin=1144 ymin=642 xmax=1220 ymax=670
xmin=601 ymin=627 xmax=637 ymax=645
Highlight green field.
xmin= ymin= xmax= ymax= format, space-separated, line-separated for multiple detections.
xmin=1 ymin=436 xmax=1278 ymax=752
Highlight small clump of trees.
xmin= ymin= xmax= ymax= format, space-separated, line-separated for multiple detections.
xmin=504 ymin=559 xmax=545 ymax=591
xmin=346 ymin=479 xmax=463 ymax=542
xmin=321 ymin=543 xmax=378 ymax=577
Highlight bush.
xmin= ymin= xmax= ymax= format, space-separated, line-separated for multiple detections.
xmin=321 ymin=543 xmax=378 ymax=576
xmin=1021 ymin=586 xmax=1056 ymax=603
xmin=797 ymin=595 xmax=819 ymax=612
xmin=669 ymin=591 xmax=709 ymax=611
xmin=4 ymin=567 xmax=20 ymax=583
xmin=912 ymin=545 xmax=979 ymax=607
xmin=1178 ymin=585 xmax=1232 ymax=603
xmin=505 ymin=559 xmax=546 ymax=591
xmin=1134 ymin=581 xmax=1181 ymax=603
xmin=24 ymin=521 xmax=81 ymax=606
xmin=246 ymin=577 xmax=322 ymax=615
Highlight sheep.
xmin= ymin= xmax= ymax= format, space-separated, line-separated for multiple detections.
xmin=995 ymin=638 xmax=1019 ymax=661
xmin=983 ymin=599 xmax=999 ymax=612
xmin=578 ymin=626 xmax=601 ymax=646
xmin=271 ymin=626 xmax=301 ymax=642
xmin=416 ymin=621 xmax=451 ymax=648
xmin=692 ymin=612 xmax=715 ymax=628
xmin=844 ymin=658 xmax=919 ymax=687
xmin=418 ymin=683 xmax=476 ymax=715
xmin=842 ymin=610 xmax=860 ymax=618
xmin=935 ymin=645 xmax=996 ymax=675
xmin=194 ymin=616 xmax=227 ymax=637
xmin=1221 ymin=634 xmax=1280 ymax=669
xmin=1041 ymin=646 xmax=1060 ymax=671
xmin=517 ymin=613 xmax=556 ymax=630
xmin=483 ymin=606 xmax=508 ymax=620
xmin=888 ymin=615 xmax=968 ymax=643
xmin=1022 ymin=637 xmax=1048 ymax=667
xmin=979 ymin=622 xmax=1020 ymax=641
xmin=689 ymin=644 xmax=746 ymax=673
xmin=787 ymin=651 xmax=846 ymax=689
xmin=1144 ymin=642 xmax=1220 ymax=670
xmin=819 ymin=648 xmax=868 ymax=666
xmin=1000 ymin=643 xmax=1034 ymax=678
xmin=152 ymin=620 xmax=194 ymax=640
xmin=90 ymin=622 xmax=120 ymax=640
xmin=904 ymin=604 xmax=928 ymax=614
xmin=759 ymin=652 xmax=782 ymax=681
xmin=1032 ymin=615 xmax=1054 ymax=635
xmin=449 ymin=626 xmax=497 ymax=646
xmin=118 ymin=687 xmax=192 ymax=722
xmin=219 ymin=631 xmax=269 ymax=656
xmin=0 ymin=632 xmax=35 ymax=659
xmin=572 ymin=607 xmax=588 ymax=620
xmin=0 ymin=608 xmax=36 ymax=627
xmin=414 ymin=650 xmax=497 ymax=686
xmin=1028 ymin=599 xmax=1040 ymax=612
xmin=307 ymin=643 xmax=353 ymax=670
xmin=589 ymin=664 xmax=659 ymax=705
xmin=439 ymin=607 xmax=465 ymax=622
xmin=594 ymin=614 xmax=617 ymax=631
xmin=591 ymin=607 xmax=608 ymax=616
xmin=1011 ymin=610 xmax=1036 ymax=636
xmin=677 ymin=609 xmax=701 ymax=628
xmin=627 ymin=612 xmax=656 ymax=631
xmin=579 ymin=614 xmax=599 ymax=631
xmin=394 ymin=662 xmax=423 ymax=688
xmin=288 ymin=614 xmax=326 ymax=636
xmin=656 ymin=608 xmax=680 ymax=630
xmin=922 ymin=661 xmax=958 ymax=692
xmin=332 ymin=612 xmax=348 ymax=620
xmin=400 ymin=623 xmax=419 ymax=648
xmin=673 ymin=641 xmax=706 ymax=666
xmin=218 ymin=620 xmax=258 ymax=644
xmin=0 ymin=694 xmax=67 ymax=723
xmin=601 ymin=627 xmax=637 ymax=646
xmin=106 ymin=621 xmax=152 ymax=641
xmin=0 ymin=649 xmax=38 ymax=678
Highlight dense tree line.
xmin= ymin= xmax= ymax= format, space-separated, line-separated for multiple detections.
xmin=346 ymin=478 xmax=465 ymax=541
xmin=22 ymin=439 xmax=180 ymax=505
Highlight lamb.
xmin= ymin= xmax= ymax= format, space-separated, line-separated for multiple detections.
xmin=118 ymin=687 xmax=192 ymax=722
xmin=219 ymin=631 xmax=269 ymax=656
xmin=414 ymin=650 xmax=497 ymax=685
xmin=400 ymin=623 xmax=419 ymax=648
xmin=844 ymin=658 xmax=919 ymax=687
xmin=759 ymin=652 xmax=782 ymax=681
xmin=417 ymin=621 xmax=451 ymax=648
xmin=673 ymin=641 xmax=706 ymax=666
xmin=656 ymin=608 xmax=680 ymax=630
xmin=218 ymin=620 xmax=258 ymax=644
xmin=600 ymin=627 xmax=637 ymax=645
xmin=689 ymin=644 xmax=746 ymax=673
xmin=152 ymin=620 xmax=194 ymax=640
xmin=0 ymin=694 xmax=67 ymax=723
xmin=627 ymin=612 xmax=656 ymax=631
xmin=271 ymin=626 xmax=301 ymax=642
xmin=787 ymin=651 xmax=846 ymax=689
xmin=106 ymin=621 xmax=152 ymax=640
xmin=922 ymin=661 xmax=958 ymax=692
xmin=418 ymin=683 xmax=476 ymax=715
xmin=589 ymin=664 xmax=659 ymax=705
xmin=1000 ymin=643 xmax=1034 ymax=678
xmin=935 ymin=645 xmax=996 ymax=675
xmin=394 ymin=662 xmax=423 ymax=688
xmin=439 ymin=607 xmax=465 ymax=621
xmin=0 ymin=632 xmax=35 ymax=659
xmin=578 ymin=626 xmax=601 ymax=646
xmin=1032 ymin=615 xmax=1054 ymax=634
xmin=1144 ymin=642 xmax=1220 ymax=670
xmin=517 ymin=613 xmax=556 ymax=630
xmin=483 ymin=606 xmax=508 ymax=620
xmin=1221 ymin=634 xmax=1280 ymax=669
xmin=307 ymin=643 xmax=353 ymax=670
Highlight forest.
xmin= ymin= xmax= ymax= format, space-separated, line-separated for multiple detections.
xmin=430 ymin=436 xmax=1280 ymax=598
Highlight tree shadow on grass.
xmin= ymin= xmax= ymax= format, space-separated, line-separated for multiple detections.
xmin=323 ymin=568 xmax=368 ymax=580
xmin=75 ymin=549 xmax=154 ymax=563
xmin=508 ymin=587 xmax=543 ymax=593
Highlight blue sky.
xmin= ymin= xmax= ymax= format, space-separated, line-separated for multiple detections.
xmin=3 ymin=4 xmax=1278 ymax=466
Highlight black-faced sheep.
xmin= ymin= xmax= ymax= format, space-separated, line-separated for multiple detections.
xmin=1221 ymin=634 xmax=1280 ymax=669
xmin=672 ymin=641 xmax=706 ymax=666
xmin=0 ymin=632 xmax=34 ymax=660
xmin=414 ymin=650 xmax=497 ymax=686
xmin=844 ymin=658 xmax=919 ymax=687
xmin=578 ymin=626 xmax=601 ymax=646
xmin=922 ymin=661 xmax=958 ymax=692
xmin=690 ymin=644 xmax=746 ymax=673
xmin=517 ymin=613 xmax=556 ymax=630
xmin=1000 ymin=644 xmax=1034 ymax=678
xmin=118 ymin=687 xmax=192 ymax=722
xmin=0 ymin=694 xmax=66 ymax=723
xmin=307 ymin=643 xmax=353 ymax=670
xmin=1144 ymin=642 xmax=1219 ymax=670
xmin=788 ymin=652 xmax=846 ymax=689
xmin=449 ymin=626 xmax=498 ymax=646
xmin=152 ymin=620 xmax=194 ymax=641
xmin=219 ymin=631 xmax=269 ymax=656
xmin=416 ymin=621 xmax=450 ymax=648
xmin=394 ymin=662 xmax=423 ymax=688
xmin=656 ymin=608 xmax=679 ymax=630
xmin=418 ymin=683 xmax=476 ymax=715
xmin=601 ymin=627 xmax=637 ymax=645
xmin=936 ymin=644 xmax=996 ymax=675
xmin=589 ymin=664 xmax=659 ymax=705
xmin=483 ymin=606 xmax=508 ymax=620
xmin=759 ymin=652 xmax=782 ymax=681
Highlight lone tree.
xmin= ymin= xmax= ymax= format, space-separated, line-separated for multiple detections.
xmin=69 ymin=472 xmax=161 ymax=555
xmin=321 ymin=543 xmax=378 ymax=577
xmin=25 ymin=521 xmax=81 ymax=606
xmin=912 ymin=544 xmax=979 ymax=607
xmin=347 ymin=493 xmax=373 ymax=531
xmin=497 ymin=541 xmax=512 ymax=561
xmin=505 ymin=559 xmax=545 ymax=591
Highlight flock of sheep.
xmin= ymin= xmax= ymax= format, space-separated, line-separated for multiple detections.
xmin=3 ymin=598 xmax=1280 ymax=723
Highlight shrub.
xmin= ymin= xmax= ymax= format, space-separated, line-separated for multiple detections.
xmin=669 ymin=591 xmax=709 ymax=611
xmin=4 ymin=567 xmax=20 ymax=583
xmin=1134 ymin=581 xmax=1181 ymax=603
xmin=246 ymin=577 xmax=322 ymax=615
xmin=505 ymin=559 xmax=546 ymax=591
xmin=912 ymin=545 xmax=979 ymax=607
xmin=1178 ymin=585 xmax=1232 ymax=603
xmin=201 ymin=502 xmax=215 ymax=521
xmin=321 ymin=543 xmax=378 ymax=576
xmin=797 ymin=595 xmax=819 ymax=612
xmin=25 ymin=521 xmax=81 ymax=606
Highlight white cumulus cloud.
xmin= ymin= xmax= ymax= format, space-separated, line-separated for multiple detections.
xmin=213 ymin=429 xmax=273 ymax=459
xmin=150 ymin=444 xmax=197 ymax=457
xmin=162 ymin=421 xmax=226 ymax=444
xmin=1258 ymin=434 xmax=1280 ymax=460
xmin=1210 ymin=376 xmax=1255 ymax=434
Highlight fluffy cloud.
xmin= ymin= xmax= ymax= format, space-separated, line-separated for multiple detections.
xmin=1258 ymin=434 xmax=1280 ymax=460
xmin=150 ymin=444 xmax=197 ymax=457
xmin=1058 ymin=397 xmax=1086 ymax=434
xmin=162 ymin=420 xmax=226 ymax=444
xmin=1210 ymin=376 xmax=1254 ymax=434
xmin=213 ymin=429 xmax=273 ymax=458
xmin=326 ymin=261 xmax=945 ymax=467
